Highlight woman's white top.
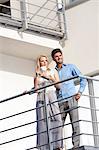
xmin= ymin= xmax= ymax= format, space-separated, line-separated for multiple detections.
xmin=38 ymin=69 xmax=56 ymax=93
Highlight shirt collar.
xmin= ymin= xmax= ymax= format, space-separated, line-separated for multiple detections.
xmin=55 ymin=64 xmax=66 ymax=70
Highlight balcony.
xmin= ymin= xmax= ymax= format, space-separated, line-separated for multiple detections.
xmin=0 ymin=75 xmax=99 ymax=150
xmin=0 ymin=0 xmax=67 ymax=39
xmin=0 ymin=0 xmax=67 ymax=60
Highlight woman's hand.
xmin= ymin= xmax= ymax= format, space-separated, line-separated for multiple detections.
xmin=48 ymin=75 xmax=55 ymax=82
xmin=40 ymin=72 xmax=50 ymax=80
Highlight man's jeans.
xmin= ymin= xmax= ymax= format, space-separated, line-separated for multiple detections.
xmin=59 ymin=97 xmax=80 ymax=148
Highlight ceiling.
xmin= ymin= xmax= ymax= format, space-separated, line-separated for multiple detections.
xmin=0 ymin=0 xmax=9 ymax=3
xmin=0 ymin=36 xmax=52 ymax=61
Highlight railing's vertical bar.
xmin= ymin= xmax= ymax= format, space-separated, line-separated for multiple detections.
xmin=88 ymin=79 xmax=99 ymax=147
xmin=61 ymin=0 xmax=67 ymax=40
xmin=44 ymin=87 xmax=53 ymax=150
xmin=56 ymin=0 xmax=62 ymax=32
xmin=20 ymin=0 xmax=28 ymax=31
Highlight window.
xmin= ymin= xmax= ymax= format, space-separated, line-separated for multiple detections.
xmin=0 ymin=0 xmax=11 ymax=15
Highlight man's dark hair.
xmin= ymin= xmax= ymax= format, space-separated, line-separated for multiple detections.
xmin=51 ymin=48 xmax=62 ymax=59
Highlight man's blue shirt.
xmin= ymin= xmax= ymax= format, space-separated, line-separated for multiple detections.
xmin=55 ymin=64 xmax=87 ymax=100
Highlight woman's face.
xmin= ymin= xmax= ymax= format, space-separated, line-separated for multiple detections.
xmin=39 ymin=56 xmax=48 ymax=67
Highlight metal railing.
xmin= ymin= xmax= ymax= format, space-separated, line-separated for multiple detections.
xmin=0 ymin=0 xmax=67 ymax=40
xmin=0 ymin=75 xmax=99 ymax=150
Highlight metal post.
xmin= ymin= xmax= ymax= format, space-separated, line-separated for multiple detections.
xmin=56 ymin=0 xmax=68 ymax=37
xmin=44 ymin=86 xmax=53 ymax=150
xmin=61 ymin=0 xmax=68 ymax=40
xmin=56 ymin=0 xmax=62 ymax=32
xmin=57 ymin=0 xmax=67 ymax=46
xmin=88 ymin=79 xmax=99 ymax=147
xmin=19 ymin=0 xmax=28 ymax=32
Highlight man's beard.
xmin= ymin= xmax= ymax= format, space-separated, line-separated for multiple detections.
xmin=58 ymin=60 xmax=63 ymax=64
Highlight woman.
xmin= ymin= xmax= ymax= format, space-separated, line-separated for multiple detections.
xmin=34 ymin=55 xmax=63 ymax=150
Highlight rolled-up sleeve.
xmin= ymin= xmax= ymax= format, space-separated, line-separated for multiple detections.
xmin=71 ymin=64 xmax=87 ymax=93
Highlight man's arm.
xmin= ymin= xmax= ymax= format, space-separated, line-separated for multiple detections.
xmin=71 ymin=64 xmax=87 ymax=100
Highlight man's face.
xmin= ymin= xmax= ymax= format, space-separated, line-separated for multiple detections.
xmin=53 ymin=52 xmax=63 ymax=64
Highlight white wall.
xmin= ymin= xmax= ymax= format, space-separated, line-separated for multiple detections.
xmin=0 ymin=54 xmax=37 ymax=150
xmin=0 ymin=53 xmax=35 ymax=76
xmin=98 ymin=2 xmax=99 ymax=67
xmin=0 ymin=70 xmax=37 ymax=150
xmin=63 ymin=0 xmax=99 ymax=75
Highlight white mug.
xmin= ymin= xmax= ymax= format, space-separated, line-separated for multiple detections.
xmin=40 ymin=66 xmax=47 ymax=72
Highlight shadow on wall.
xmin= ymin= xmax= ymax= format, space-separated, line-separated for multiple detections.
xmin=0 ymin=53 xmax=35 ymax=77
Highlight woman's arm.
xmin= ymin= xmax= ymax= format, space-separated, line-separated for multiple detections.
xmin=48 ymin=69 xmax=60 ymax=89
xmin=34 ymin=74 xmax=39 ymax=91
xmin=53 ymin=69 xmax=60 ymax=89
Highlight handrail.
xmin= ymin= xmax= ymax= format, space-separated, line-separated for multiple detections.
xmin=0 ymin=75 xmax=99 ymax=149
xmin=0 ymin=75 xmax=78 ymax=103
xmin=1 ymin=74 xmax=99 ymax=104
xmin=79 ymin=75 xmax=99 ymax=82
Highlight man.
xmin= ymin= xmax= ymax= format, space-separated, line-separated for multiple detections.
xmin=51 ymin=48 xmax=87 ymax=149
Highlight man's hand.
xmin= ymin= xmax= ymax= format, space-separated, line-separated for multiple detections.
xmin=74 ymin=92 xmax=82 ymax=101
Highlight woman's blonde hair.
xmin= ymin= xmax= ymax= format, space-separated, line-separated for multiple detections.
xmin=35 ymin=55 xmax=49 ymax=73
